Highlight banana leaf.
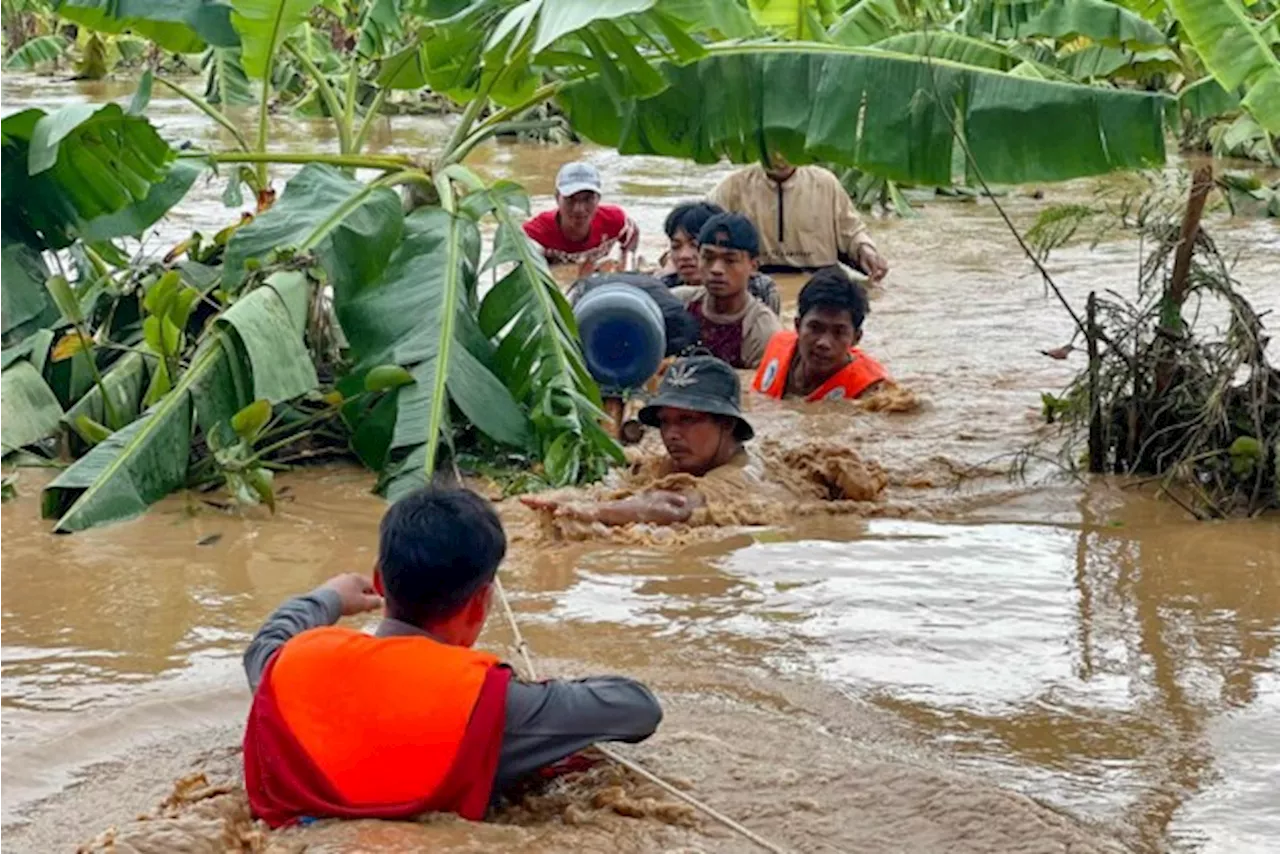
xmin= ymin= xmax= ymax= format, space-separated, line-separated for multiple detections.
xmin=1171 ymin=0 xmax=1280 ymax=134
xmin=78 ymin=159 xmax=203 ymax=243
xmin=473 ymin=181 xmax=623 ymax=485
xmin=829 ymin=0 xmax=912 ymax=46
xmin=1056 ymin=44 xmax=1179 ymax=81
xmin=202 ymin=47 xmax=255 ymax=106
xmin=357 ymin=0 xmax=403 ymax=59
xmin=872 ymin=31 xmax=1024 ymax=71
xmin=1 ymin=360 xmax=64 ymax=455
xmin=222 ymin=163 xmax=403 ymax=292
xmin=659 ymin=0 xmax=759 ymax=39
xmin=62 ymin=350 xmax=153 ymax=438
xmin=53 ymin=0 xmax=240 ymax=54
xmin=1 ymin=239 xmax=58 ymax=347
xmin=749 ymin=0 xmax=836 ymax=40
xmin=559 ymin=43 xmax=1170 ymax=186
xmin=2 ymin=104 xmax=182 ymax=252
xmin=1179 ymin=76 xmax=1241 ymax=122
xmin=43 ymin=271 xmax=317 ymax=532
xmin=231 ymin=0 xmax=321 ymax=78
xmin=335 ymin=207 xmax=530 ymax=495
xmin=964 ymin=0 xmax=1166 ymax=47
xmin=4 ymin=35 xmax=71 ymax=70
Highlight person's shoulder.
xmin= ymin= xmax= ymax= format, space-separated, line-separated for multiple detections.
xmin=522 ymin=209 xmax=558 ymax=238
xmin=595 ymin=204 xmax=629 ymax=229
xmin=802 ymin=164 xmax=843 ymax=187
xmin=670 ymin=285 xmax=704 ymax=304
xmin=747 ymin=297 xmax=783 ymax=330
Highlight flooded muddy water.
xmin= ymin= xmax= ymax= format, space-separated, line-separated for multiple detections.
xmin=3 ymin=75 xmax=1279 ymax=853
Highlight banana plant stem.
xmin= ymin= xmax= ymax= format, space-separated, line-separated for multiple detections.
xmin=286 ymin=41 xmax=352 ymax=155
xmin=185 ymin=151 xmax=414 ymax=171
xmin=154 ymin=75 xmax=250 ymax=151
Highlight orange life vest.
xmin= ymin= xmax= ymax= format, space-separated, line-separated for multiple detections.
xmin=751 ymin=330 xmax=889 ymax=401
xmin=243 ymin=626 xmax=509 ymax=827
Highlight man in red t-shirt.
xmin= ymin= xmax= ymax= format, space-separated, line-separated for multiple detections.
xmin=523 ymin=162 xmax=639 ymax=270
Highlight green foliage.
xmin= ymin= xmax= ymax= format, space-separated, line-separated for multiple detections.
xmin=1 ymin=358 xmax=63 ymax=454
xmin=1171 ymin=0 xmax=1280 ymax=133
xmin=53 ymin=0 xmax=240 ymax=54
xmin=4 ymin=33 xmax=69 ymax=69
xmin=560 ymin=44 xmax=1170 ymax=186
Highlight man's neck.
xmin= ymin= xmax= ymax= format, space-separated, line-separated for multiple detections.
xmin=790 ymin=351 xmax=850 ymax=396
xmin=555 ymin=212 xmax=591 ymax=243
xmin=708 ymin=290 xmax=749 ymax=316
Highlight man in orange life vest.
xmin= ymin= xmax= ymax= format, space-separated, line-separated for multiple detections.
xmin=752 ymin=266 xmax=890 ymax=402
xmin=242 ymin=487 xmax=661 ymax=827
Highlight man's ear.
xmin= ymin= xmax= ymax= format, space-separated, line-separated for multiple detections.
xmin=794 ymin=315 xmax=802 ymax=333
xmin=372 ymin=565 xmax=385 ymax=597
xmin=852 ymin=328 xmax=863 ymax=347
xmin=750 ymin=256 xmax=760 ymax=273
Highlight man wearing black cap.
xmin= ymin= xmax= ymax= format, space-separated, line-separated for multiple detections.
xmin=522 ymin=355 xmax=754 ymax=526
xmin=671 ymin=213 xmax=782 ymax=369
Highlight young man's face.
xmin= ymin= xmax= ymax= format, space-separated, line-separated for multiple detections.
xmin=668 ymin=227 xmax=701 ymax=284
xmin=556 ymin=190 xmax=599 ymax=234
xmin=795 ymin=306 xmax=860 ymax=378
xmin=657 ymin=407 xmax=730 ymax=475
xmin=699 ymin=243 xmax=756 ymax=300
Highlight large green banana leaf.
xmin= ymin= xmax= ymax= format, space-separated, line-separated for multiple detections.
xmin=1 ymin=104 xmax=189 ymax=252
xmin=3 ymin=34 xmax=72 ymax=70
xmin=42 ymin=271 xmax=317 ymax=532
xmin=2 ymin=360 xmax=64 ymax=455
xmin=357 ymin=0 xmax=403 ymax=59
xmin=830 ymin=0 xmax=914 ymax=46
xmin=964 ymin=0 xmax=1166 ymax=47
xmin=53 ymin=0 xmax=240 ymax=54
xmin=1179 ymin=76 xmax=1242 ymax=122
xmin=230 ymin=0 xmax=320 ymax=78
xmin=559 ymin=43 xmax=1169 ymax=186
xmin=222 ymin=163 xmax=403 ymax=291
xmin=1171 ymin=0 xmax=1280 ymax=134
xmin=202 ymin=47 xmax=255 ymax=106
xmin=473 ymin=181 xmax=623 ymax=485
xmin=335 ymin=207 xmax=530 ymax=499
xmin=62 ymin=351 xmax=153 ymax=438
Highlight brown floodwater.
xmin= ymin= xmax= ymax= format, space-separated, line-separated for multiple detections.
xmin=2 ymin=75 xmax=1280 ymax=853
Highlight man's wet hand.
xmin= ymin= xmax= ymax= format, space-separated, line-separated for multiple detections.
xmin=321 ymin=573 xmax=383 ymax=616
xmin=857 ymin=245 xmax=889 ymax=283
xmin=637 ymin=492 xmax=691 ymax=524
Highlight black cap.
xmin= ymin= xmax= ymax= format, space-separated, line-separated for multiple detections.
xmin=638 ymin=355 xmax=754 ymax=441
xmin=697 ymin=213 xmax=759 ymax=257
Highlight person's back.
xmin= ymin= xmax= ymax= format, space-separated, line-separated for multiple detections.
xmin=242 ymin=487 xmax=661 ymax=827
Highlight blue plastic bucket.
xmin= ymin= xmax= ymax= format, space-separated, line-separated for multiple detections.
xmin=573 ymin=283 xmax=667 ymax=390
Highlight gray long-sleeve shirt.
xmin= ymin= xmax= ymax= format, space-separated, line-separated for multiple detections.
xmin=242 ymin=589 xmax=662 ymax=791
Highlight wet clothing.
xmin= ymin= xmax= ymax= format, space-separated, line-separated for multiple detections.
xmin=709 ymin=165 xmax=875 ymax=272
xmin=523 ymin=205 xmax=639 ymax=267
xmin=752 ymin=330 xmax=889 ymax=401
xmin=659 ymin=271 xmax=782 ymax=316
xmin=244 ymin=626 xmax=507 ymax=826
xmin=242 ymin=589 xmax=661 ymax=825
xmin=671 ymin=286 xmax=782 ymax=369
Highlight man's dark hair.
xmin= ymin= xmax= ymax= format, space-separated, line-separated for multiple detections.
xmin=378 ymin=486 xmax=506 ymax=625
xmin=697 ymin=212 xmax=760 ymax=258
xmin=663 ymin=201 xmax=724 ymax=240
xmin=797 ymin=266 xmax=870 ymax=331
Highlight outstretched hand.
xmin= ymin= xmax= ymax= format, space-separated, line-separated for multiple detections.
xmin=857 ymin=245 xmax=890 ymax=283
xmin=321 ymin=573 xmax=383 ymax=616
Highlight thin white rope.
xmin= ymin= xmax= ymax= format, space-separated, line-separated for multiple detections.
xmin=492 ymin=577 xmax=793 ymax=854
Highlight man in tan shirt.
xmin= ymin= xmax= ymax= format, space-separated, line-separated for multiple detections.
xmin=670 ymin=213 xmax=781 ymax=369
xmin=709 ymin=154 xmax=889 ymax=282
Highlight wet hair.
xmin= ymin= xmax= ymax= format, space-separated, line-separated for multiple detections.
xmin=797 ymin=266 xmax=870 ymax=331
xmin=378 ymin=486 xmax=506 ymax=625
xmin=696 ymin=212 xmax=760 ymax=257
xmin=663 ymin=201 xmax=725 ymax=240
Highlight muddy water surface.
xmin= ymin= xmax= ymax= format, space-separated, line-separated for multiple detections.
xmin=3 ymin=75 xmax=1280 ymax=853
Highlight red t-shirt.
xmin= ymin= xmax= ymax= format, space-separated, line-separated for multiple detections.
xmin=522 ymin=205 xmax=639 ymax=266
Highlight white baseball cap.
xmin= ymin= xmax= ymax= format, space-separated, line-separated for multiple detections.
xmin=556 ymin=161 xmax=602 ymax=197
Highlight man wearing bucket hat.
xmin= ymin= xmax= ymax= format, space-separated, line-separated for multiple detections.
xmin=523 ymin=161 xmax=639 ymax=270
xmin=521 ymin=355 xmax=754 ymax=526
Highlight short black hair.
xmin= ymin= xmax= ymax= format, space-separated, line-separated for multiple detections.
xmin=663 ymin=201 xmax=724 ymax=240
xmin=797 ymin=266 xmax=870 ymax=331
xmin=696 ymin=212 xmax=760 ymax=257
xmin=378 ymin=486 xmax=506 ymax=625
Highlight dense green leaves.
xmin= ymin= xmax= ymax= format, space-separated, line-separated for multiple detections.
xmin=4 ymin=35 xmax=71 ymax=70
xmin=335 ymin=206 xmax=529 ymax=497
xmin=1 ymin=104 xmax=187 ymax=251
xmin=1171 ymin=0 xmax=1280 ymax=134
xmin=560 ymin=43 xmax=1169 ymax=185
xmin=1 ymin=240 xmax=57 ymax=346
xmin=54 ymin=0 xmax=240 ymax=54
xmin=964 ymin=0 xmax=1166 ymax=47
xmin=42 ymin=271 xmax=317 ymax=531
xmin=222 ymin=164 xmax=402 ymax=291
xmin=1 ymin=360 xmax=64 ymax=454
